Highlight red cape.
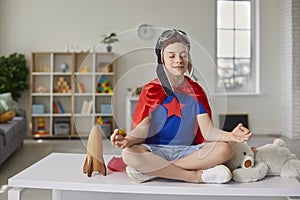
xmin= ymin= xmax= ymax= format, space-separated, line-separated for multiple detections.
xmin=132 ymin=76 xmax=211 ymax=144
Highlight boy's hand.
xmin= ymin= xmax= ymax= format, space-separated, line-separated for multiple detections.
xmin=231 ymin=123 xmax=252 ymax=142
xmin=110 ymin=129 xmax=129 ymax=149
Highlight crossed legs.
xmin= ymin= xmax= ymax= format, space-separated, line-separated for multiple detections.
xmin=122 ymin=142 xmax=233 ymax=183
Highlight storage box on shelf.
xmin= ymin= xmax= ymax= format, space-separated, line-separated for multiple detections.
xmin=30 ymin=52 xmax=116 ymax=138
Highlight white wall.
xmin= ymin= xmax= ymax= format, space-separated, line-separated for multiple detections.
xmin=0 ymin=0 xmax=282 ymax=135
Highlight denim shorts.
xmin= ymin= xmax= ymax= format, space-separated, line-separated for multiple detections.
xmin=142 ymin=143 xmax=206 ymax=161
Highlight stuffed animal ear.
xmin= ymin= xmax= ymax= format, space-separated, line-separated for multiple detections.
xmin=273 ymin=138 xmax=286 ymax=147
xmin=251 ymin=147 xmax=257 ymax=154
xmin=241 ymin=155 xmax=254 ymax=169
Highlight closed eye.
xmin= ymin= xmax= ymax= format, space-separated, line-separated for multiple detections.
xmin=180 ymin=53 xmax=187 ymax=58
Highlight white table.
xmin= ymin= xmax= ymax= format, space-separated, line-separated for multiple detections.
xmin=8 ymin=153 xmax=300 ymax=200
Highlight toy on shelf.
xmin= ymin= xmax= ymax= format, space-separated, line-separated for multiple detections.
xmin=37 ymin=117 xmax=45 ymax=134
xmin=79 ymin=66 xmax=90 ymax=73
xmin=95 ymin=76 xmax=113 ymax=93
xmin=37 ymin=86 xmax=47 ymax=93
xmin=83 ymin=125 xmax=106 ymax=177
xmin=36 ymin=66 xmax=50 ymax=72
xmin=60 ymin=63 xmax=68 ymax=72
xmin=97 ymin=116 xmax=111 ymax=125
xmin=97 ymin=62 xmax=113 ymax=73
xmin=97 ymin=117 xmax=112 ymax=138
xmin=54 ymin=76 xmax=71 ymax=93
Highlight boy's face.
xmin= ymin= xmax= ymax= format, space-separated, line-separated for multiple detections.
xmin=162 ymin=42 xmax=189 ymax=77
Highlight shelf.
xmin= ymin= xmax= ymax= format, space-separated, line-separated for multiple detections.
xmin=30 ymin=52 xmax=116 ymax=138
xmin=32 ymin=114 xmax=51 ymax=117
xmin=52 ymin=113 xmax=72 ymax=117
xmin=53 ymin=72 xmax=72 ymax=76
xmin=32 ymin=72 xmax=51 ymax=75
xmin=74 ymin=72 xmax=115 ymax=76
xmin=126 ymin=95 xmax=140 ymax=132
xmin=32 ymin=93 xmax=52 ymax=96
xmin=95 ymin=93 xmax=113 ymax=96
xmin=53 ymin=93 xmax=72 ymax=96
xmin=33 ymin=133 xmax=52 ymax=138
xmin=130 ymin=96 xmax=140 ymax=101
xmin=95 ymin=113 xmax=113 ymax=117
xmin=74 ymin=72 xmax=94 ymax=76
xmin=33 ymin=134 xmax=72 ymax=139
xmin=73 ymin=114 xmax=94 ymax=117
xmin=74 ymin=93 xmax=94 ymax=96
xmin=94 ymin=72 xmax=114 ymax=76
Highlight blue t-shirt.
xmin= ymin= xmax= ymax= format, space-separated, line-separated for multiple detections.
xmin=145 ymin=92 xmax=207 ymax=145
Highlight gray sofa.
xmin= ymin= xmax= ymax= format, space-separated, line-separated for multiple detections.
xmin=0 ymin=109 xmax=27 ymax=166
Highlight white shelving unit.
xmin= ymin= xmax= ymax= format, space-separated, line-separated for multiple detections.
xmin=125 ymin=95 xmax=139 ymax=132
xmin=30 ymin=52 xmax=116 ymax=138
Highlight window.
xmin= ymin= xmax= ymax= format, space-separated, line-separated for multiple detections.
xmin=216 ymin=0 xmax=259 ymax=94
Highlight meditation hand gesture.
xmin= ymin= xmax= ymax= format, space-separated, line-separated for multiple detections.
xmin=230 ymin=123 xmax=252 ymax=142
xmin=110 ymin=129 xmax=129 ymax=149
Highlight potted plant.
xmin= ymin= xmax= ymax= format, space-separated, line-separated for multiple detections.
xmin=0 ymin=53 xmax=29 ymax=101
xmin=100 ymin=32 xmax=119 ymax=52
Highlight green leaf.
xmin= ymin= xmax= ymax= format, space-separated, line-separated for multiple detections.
xmin=0 ymin=53 xmax=29 ymax=101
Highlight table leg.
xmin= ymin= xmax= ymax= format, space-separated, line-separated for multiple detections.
xmin=52 ymin=190 xmax=62 ymax=200
xmin=8 ymin=187 xmax=23 ymax=200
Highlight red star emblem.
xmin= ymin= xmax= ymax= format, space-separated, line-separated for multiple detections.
xmin=163 ymin=97 xmax=185 ymax=118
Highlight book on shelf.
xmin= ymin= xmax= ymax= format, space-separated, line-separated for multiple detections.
xmin=81 ymin=100 xmax=88 ymax=114
xmin=81 ymin=100 xmax=93 ymax=114
xmin=53 ymin=101 xmax=65 ymax=114
xmin=53 ymin=102 xmax=60 ymax=114
xmin=77 ymin=82 xmax=86 ymax=93
xmin=57 ymin=101 xmax=65 ymax=113
xmin=86 ymin=101 xmax=93 ymax=114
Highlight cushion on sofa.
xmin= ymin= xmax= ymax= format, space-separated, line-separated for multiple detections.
xmin=0 ymin=116 xmax=26 ymax=145
xmin=0 ymin=93 xmax=19 ymax=114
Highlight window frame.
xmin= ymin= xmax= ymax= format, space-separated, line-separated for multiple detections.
xmin=215 ymin=0 xmax=260 ymax=95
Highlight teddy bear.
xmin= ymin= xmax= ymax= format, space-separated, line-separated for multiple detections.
xmin=225 ymin=138 xmax=300 ymax=183
xmin=0 ymin=111 xmax=16 ymax=123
